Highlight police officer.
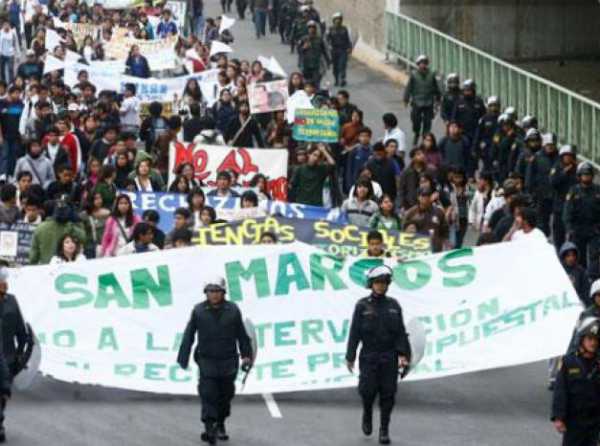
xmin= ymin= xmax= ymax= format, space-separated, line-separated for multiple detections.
xmin=472 ymin=95 xmax=500 ymax=172
xmin=526 ymin=132 xmax=559 ymax=236
xmin=290 ymin=5 xmax=310 ymax=54
xmin=441 ymin=73 xmax=460 ymax=124
xmin=346 ymin=265 xmax=411 ymax=445
xmin=177 ymin=276 xmax=252 ymax=445
xmin=403 ymin=55 xmax=441 ymax=145
xmin=326 ymin=12 xmax=352 ymax=87
xmin=564 ymin=163 xmax=600 ymax=279
xmin=0 ymin=267 xmax=27 ymax=443
xmin=552 ymin=317 xmax=600 ymax=445
xmin=550 ymin=145 xmax=578 ymax=250
xmin=451 ymin=79 xmax=485 ymax=144
xmin=514 ymin=128 xmax=541 ymax=181
xmin=298 ymin=20 xmax=330 ymax=88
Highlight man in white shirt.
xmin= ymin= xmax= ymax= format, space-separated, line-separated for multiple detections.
xmin=382 ymin=113 xmax=407 ymax=165
xmin=119 ymin=83 xmax=141 ymax=135
xmin=507 ymin=206 xmax=548 ymax=243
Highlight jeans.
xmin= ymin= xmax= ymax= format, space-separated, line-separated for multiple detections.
xmin=0 ymin=56 xmax=14 ymax=84
xmin=332 ymin=50 xmax=348 ymax=84
xmin=194 ymin=14 xmax=205 ymax=38
xmin=0 ymin=140 xmax=20 ymax=178
xmin=254 ymin=9 xmax=267 ymax=38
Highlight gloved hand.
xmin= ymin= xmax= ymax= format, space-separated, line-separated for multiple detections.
xmin=241 ymin=357 xmax=252 ymax=373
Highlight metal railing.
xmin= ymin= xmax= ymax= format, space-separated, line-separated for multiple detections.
xmin=385 ymin=11 xmax=600 ymax=167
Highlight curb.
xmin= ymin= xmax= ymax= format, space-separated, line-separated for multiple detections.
xmin=351 ymin=38 xmax=409 ymax=86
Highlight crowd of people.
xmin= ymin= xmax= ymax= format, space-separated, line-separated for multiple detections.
xmin=0 ymin=0 xmax=595 ymax=308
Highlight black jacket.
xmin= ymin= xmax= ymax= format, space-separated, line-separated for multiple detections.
xmin=552 ymin=352 xmax=600 ymax=426
xmin=177 ymin=300 xmax=252 ymax=377
xmin=224 ymin=115 xmax=265 ymax=148
xmin=0 ymin=293 xmax=27 ymax=375
xmin=346 ymin=294 xmax=411 ymax=363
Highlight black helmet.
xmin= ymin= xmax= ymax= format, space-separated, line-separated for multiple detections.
xmin=577 ymin=162 xmax=594 ymax=177
xmin=366 ymin=265 xmax=393 ymax=289
xmin=446 ymin=73 xmax=459 ymax=88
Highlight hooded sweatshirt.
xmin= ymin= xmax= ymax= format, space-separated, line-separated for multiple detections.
xmin=14 ymin=151 xmax=55 ymax=188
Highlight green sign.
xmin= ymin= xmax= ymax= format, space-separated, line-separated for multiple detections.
xmin=292 ymin=108 xmax=340 ymax=143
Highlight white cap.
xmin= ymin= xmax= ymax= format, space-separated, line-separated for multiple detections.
xmin=204 ymin=276 xmax=226 ymax=292
xmin=541 ymin=132 xmax=556 ymax=146
xmin=332 ymin=12 xmax=342 ymax=20
xmin=559 ymin=145 xmax=574 ymax=157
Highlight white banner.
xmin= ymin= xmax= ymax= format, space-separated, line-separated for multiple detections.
xmin=104 ymin=35 xmax=178 ymax=71
xmin=10 ymin=240 xmax=581 ymax=395
xmin=64 ymin=64 xmax=219 ymax=104
xmin=168 ymin=143 xmax=289 ymax=199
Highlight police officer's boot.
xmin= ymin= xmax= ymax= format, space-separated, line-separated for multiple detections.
xmin=201 ymin=421 xmax=217 ymax=444
xmin=378 ymin=426 xmax=390 ymax=445
xmin=361 ymin=407 xmax=373 ymax=436
xmin=0 ymin=426 xmax=5 ymax=443
xmin=216 ymin=420 xmax=229 ymax=441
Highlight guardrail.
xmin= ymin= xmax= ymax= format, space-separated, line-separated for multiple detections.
xmin=385 ymin=11 xmax=600 ymax=167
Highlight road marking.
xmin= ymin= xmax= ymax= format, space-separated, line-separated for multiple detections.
xmin=262 ymin=393 xmax=282 ymax=418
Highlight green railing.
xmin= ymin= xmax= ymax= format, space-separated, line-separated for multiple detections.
xmin=385 ymin=11 xmax=600 ymax=167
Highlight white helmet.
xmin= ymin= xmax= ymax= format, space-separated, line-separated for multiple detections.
xmin=332 ymin=12 xmax=343 ymax=20
xmin=486 ymin=96 xmax=500 ymax=107
xmin=0 ymin=267 xmax=8 ymax=283
xmin=204 ymin=276 xmax=226 ymax=293
xmin=590 ymin=279 xmax=600 ymax=300
xmin=366 ymin=265 xmax=393 ymax=289
xmin=577 ymin=316 xmax=600 ymax=339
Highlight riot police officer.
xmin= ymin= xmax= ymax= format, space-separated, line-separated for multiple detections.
xmin=514 ymin=128 xmax=541 ymax=181
xmin=298 ymin=20 xmax=330 ymax=88
xmin=0 ymin=267 xmax=27 ymax=443
xmin=492 ymin=114 xmax=523 ymax=182
xmin=326 ymin=12 xmax=352 ymax=86
xmin=451 ymin=79 xmax=485 ymax=144
xmin=441 ymin=73 xmax=460 ymax=124
xmin=346 ymin=265 xmax=411 ymax=445
xmin=177 ymin=276 xmax=253 ymax=445
xmin=550 ymin=145 xmax=578 ymax=250
xmin=472 ymin=95 xmax=500 ymax=172
xmin=552 ymin=317 xmax=600 ymax=445
xmin=403 ymin=55 xmax=441 ymax=145
xmin=564 ymin=162 xmax=600 ymax=279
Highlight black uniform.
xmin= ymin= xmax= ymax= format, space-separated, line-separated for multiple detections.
xmin=451 ymin=94 xmax=485 ymax=143
xmin=326 ymin=23 xmax=352 ymax=86
xmin=177 ymin=300 xmax=252 ymax=428
xmin=526 ymin=149 xmax=559 ymax=236
xmin=0 ymin=293 xmax=27 ymax=432
xmin=552 ymin=351 xmax=600 ymax=446
xmin=550 ymin=163 xmax=578 ymax=250
xmin=564 ymin=183 xmax=600 ymax=278
xmin=472 ymin=112 xmax=499 ymax=172
xmin=346 ymin=293 xmax=411 ymax=430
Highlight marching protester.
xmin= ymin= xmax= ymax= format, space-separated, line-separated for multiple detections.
xmin=346 ymin=265 xmax=411 ymax=445
xmin=177 ymin=276 xmax=253 ymax=445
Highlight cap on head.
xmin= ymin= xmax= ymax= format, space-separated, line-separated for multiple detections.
xmin=578 ymin=316 xmax=600 ymax=340
xmin=577 ymin=162 xmax=594 ymax=177
xmin=559 ymin=145 xmax=575 ymax=157
xmin=366 ymin=265 xmax=393 ymax=289
xmin=524 ymin=128 xmax=541 ymax=142
xmin=415 ymin=54 xmax=429 ymax=65
xmin=204 ymin=276 xmax=226 ymax=293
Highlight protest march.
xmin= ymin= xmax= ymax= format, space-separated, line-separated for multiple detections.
xmin=0 ymin=0 xmax=596 ymax=444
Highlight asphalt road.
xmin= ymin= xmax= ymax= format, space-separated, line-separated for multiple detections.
xmin=4 ymin=3 xmax=563 ymax=445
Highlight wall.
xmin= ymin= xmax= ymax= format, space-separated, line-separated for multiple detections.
xmin=318 ymin=0 xmax=600 ymax=61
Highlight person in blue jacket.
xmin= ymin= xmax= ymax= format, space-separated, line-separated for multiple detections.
xmin=125 ymin=45 xmax=151 ymax=79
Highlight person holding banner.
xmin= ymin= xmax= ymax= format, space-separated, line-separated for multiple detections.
xmin=346 ymin=265 xmax=411 ymax=445
xmin=177 ymin=276 xmax=253 ymax=445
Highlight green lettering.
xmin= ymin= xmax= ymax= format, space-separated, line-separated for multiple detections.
xmin=450 ymin=309 xmax=471 ymax=328
xmin=275 ymin=253 xmax=310 ymax=295
xmin=146 ymin=333 xmax=168 ymax=351
xmin=348 ymin=258 xmax=382 ymax=288
xmin=477 ymin=297 xmax=500 ymax=321
xmin=438 ymin=248 xmax=476 ymax=287
xmin=144 ymin=363 xmax=166 ymax=381
xmin=272 ymin=359 xmax=294 ymax=379
xmin=55 ymin=274 xmax=94 ymax=309
xmin=169 ymin=364 xmax=192 ymax=382
xmin=274 ymin=321 xmax=296 ymax=346
xmin=114 ymin=364 xmax=136 ymax=376
xmin=393 ymin=260 xmax=431 ymax=290
xmin=309 ymin=253 xmax=347 ymax=291
xmin=98 ymin=327 xmax=119 ymax=351
xmin=307 ymin=353 xmax=329 ymax=372
xmin=327 ymin=320 xmax=349 ymax=343
xmin=53 ymin=329 xmax=76 ymax=348
xmin=225 ymin=258 xmax=270 ymax=302
xmin=301 ymin=320 xmax=323 ymax=345
xmin=131 ymin=265 xmax=172 ymax=309
xmin=95 ymin=273 xmax=130 ymax=308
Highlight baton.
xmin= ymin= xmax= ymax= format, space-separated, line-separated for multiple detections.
xmin=240 ymin=363 xmax=253 ymax=391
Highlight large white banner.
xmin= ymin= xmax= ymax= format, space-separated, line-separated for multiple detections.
xmin=64 ymin=64 xmax=219 ymax=104
xmin=169 ymin=143 xmax=289 ymax=200
xmin=10 ymin=240 xmax=581 ymax=395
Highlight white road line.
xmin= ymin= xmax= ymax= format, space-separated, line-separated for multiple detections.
xmin=262 ymin=392 xmax=282 ymax=418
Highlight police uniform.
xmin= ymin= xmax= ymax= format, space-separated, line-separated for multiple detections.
xmin=451 ymin=93 xmax=485 ymax=143
xmin=403 ymin=58 xmax=441 ymax=144
xmin=346 ymin=266 xmax=411 ymax=444
xmin=177 ymin=282 xmax=252 ymax=444
xmin=552 ymin=319 xmax=600 ymax=446
xmin=472 ymin=112 xmax=499 ymax=172
xmin=326 ymin=16 xmax=352 ymax=86
xmin=550 ymin=156 xmax=578 ymax=250
xmin=298 ymin=31 xmax=330 ymax=88
xmin=564 ymin=179 xmax=600 ymax=278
